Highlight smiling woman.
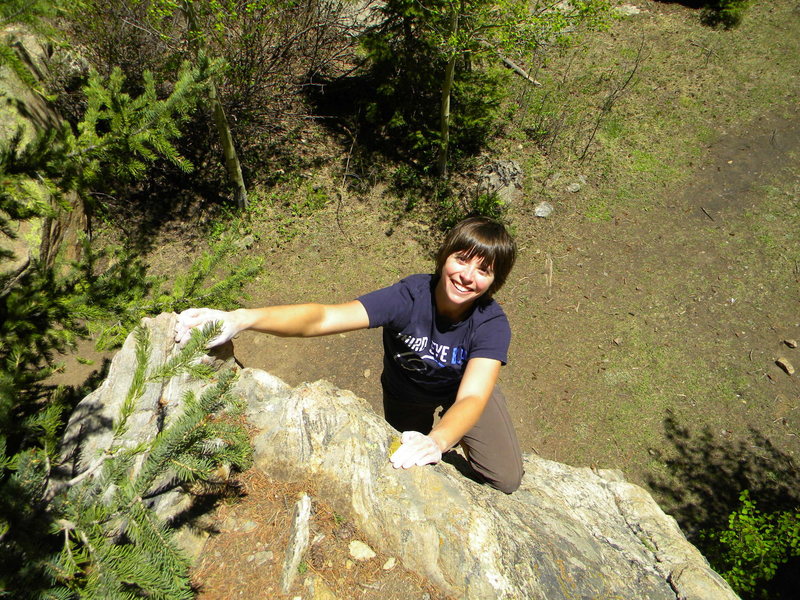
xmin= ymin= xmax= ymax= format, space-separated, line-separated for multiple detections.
xmin=175 ymin=217 xmax=524 ymax=493
xmin=436 ymin=252 xmax=496 ymax=320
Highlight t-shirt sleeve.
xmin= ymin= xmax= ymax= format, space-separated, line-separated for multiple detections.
xmin=357 ymin=278 xmax=415 ymax=330
xmin=469 ymin=311 xmax=511 ymax=365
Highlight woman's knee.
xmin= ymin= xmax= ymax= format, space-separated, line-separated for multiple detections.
xmin=483 ymin=465 xmax=523 ymax=494
xmin=467 ymin=455 xmax=523 ymax=494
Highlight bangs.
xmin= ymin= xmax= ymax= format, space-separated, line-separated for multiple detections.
xmin=457 ymin=244 xmax=498 ymax=273
xmin=435 ymin=217 xmax=517 ymax=296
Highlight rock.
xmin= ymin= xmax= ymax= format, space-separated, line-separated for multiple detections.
xmin=616 ymin=4 xmax=642 ymax=17
xmin=252 ymin=550 xmax=275 ymax=565
xmin=281 ymin=493 xmax=312 ymax=593
xmin=55 ymin=314 xmax=740 ymax=600
xmin=383 ymin=557 xmax=397 ymax=570
xmin=0 ymin=27 xmax=88 ymax=270
xmin=476 ymin=160 xmax=525 ymax=206
xmin=534 ymin=201 xmax=554 ymax=218
xmin=784 ymin=339 xmax=798 ymax=348
xmin=233 ymin=233 xmax=256 ymax=250
xmin=239 ymin=520 xmax=258 ymax=533
xmin=305 ymin=574 xmax=340 ymax=600
xmin=776 ymin=357 xmax=795 ymax=375
xmin=243 ymin=379 xmax=738 ymax=599
xmin=349 ymin=540 xmax=376 ymax=561
xmin=566 ymin=182 xmax=582 ymax=193
xmin=173 ymin=527 xmax=210 ymax=563
xmin=47 ymin=313 xmax=237 ymax=559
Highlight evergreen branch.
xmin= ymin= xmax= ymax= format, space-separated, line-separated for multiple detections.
xmin=149 ymin=321 xmax=221 ymax=381
xmin=112 ymin=327 xmax=152 ymax=439
xmin=37 ymin=587 xmax=75 ymax=600
xmin=63 ymin=455 xmax=112 ymax=490
xmin=63 ymin=62 xmax=210 ymax=184
xmin=132 ymin=369 xmax=243 ymax=498
xmin=110 ymin=502 xmax=193 ymax=599
xmin=0 ymin=255 xmax=31 ymax=300
xmin=0 ymin=43 xmax=39 ymax=90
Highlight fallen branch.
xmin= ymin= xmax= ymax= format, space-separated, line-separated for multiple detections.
xmin=501 ymin=56 xmax=542 ymax=86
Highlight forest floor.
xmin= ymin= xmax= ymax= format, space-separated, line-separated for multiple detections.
xmin=49 ymin=1 xmax=800 ymax=598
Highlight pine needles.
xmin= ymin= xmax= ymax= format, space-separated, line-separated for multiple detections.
xmin=43 ymin=323 xmax=252 ymax=600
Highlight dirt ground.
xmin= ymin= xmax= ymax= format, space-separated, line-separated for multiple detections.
xmin=47 ymin=2 xmax=800 ymax=598
xmin=182 ymin=107 xmax=800 ymax=598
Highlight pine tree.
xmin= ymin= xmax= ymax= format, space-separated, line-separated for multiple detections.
xmin=1 ymin=26 xmax=257 ymax=599
xmin=361 ymin=0 xmax=613 ymax=175
xmin=39 ymin=323 xmax=252 ymax=600
xmin=0 ymin=57 xmax=213 ymax=459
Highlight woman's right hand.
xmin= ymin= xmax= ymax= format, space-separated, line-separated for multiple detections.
xmin=389 ymin=431 xmax=443 ymax=469
xmin=174 ymin=308 xmax=242 ymax=348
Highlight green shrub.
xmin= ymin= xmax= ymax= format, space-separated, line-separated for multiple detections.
xmin=701 ymin=490 xmax=800 ymax=597
xmin=702 ymin=0 xmax=752 ymax=29
xmin=471 ymin=192 xmax=507 ymax=221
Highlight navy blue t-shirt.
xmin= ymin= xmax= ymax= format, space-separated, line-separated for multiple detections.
xmin=357 ymin=274 xmax=511 ymax=405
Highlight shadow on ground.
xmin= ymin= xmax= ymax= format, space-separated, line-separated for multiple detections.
xmin=648 ymin=412 xmax=800 ymax=599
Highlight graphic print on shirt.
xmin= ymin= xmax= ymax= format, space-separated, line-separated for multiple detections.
xmin=394 ymin=332 xmax=467 ymax=374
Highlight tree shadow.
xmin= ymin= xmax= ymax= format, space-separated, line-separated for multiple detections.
xmin=648 ymin=411 xmax=800 ymax=598
xmin=46 ymin=358 xmax=114 ymax=486
xmin=97 ymin=155 xmax=229 ymax=258
xmin=303 ymin=72 xmax=417 ymax=166
xmin=650 ymin=0 xmax=706 ymax=8
xmin=166 ymin=477 xmax=247 ymax=535
xmin=649 ymin=412 xmax=799 ymax=535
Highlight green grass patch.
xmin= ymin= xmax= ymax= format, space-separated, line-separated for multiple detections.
xmin=501 ymin=0 xmax=800 ymax=221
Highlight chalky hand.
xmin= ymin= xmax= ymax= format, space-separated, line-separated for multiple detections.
xmin=174 ymin=308 xmax=240 ymax=348
xmin=390 ymin=431 xmax=442 ymax=469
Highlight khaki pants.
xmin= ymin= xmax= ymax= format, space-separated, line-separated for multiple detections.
xmin=382 ymin=384 xmax=524 ymax=494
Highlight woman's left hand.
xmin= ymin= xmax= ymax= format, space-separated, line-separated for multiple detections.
xmin=390 ymin=431 xmax=442 ymax=469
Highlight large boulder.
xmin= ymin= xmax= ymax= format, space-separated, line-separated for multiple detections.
xmin=56 ymin=314 xmax=739 ymax=599
xmin=48 ymin=315 xmax=236 ymax=542
xmin=240 ymin=378 xmax=738 ymax=600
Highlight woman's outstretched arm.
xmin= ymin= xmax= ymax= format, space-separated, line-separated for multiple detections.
xmin=174 ymin=300 xmax=370 ymax=347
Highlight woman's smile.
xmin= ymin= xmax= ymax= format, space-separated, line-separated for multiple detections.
xmin=437 ymin=252 xmax=495 ymax=318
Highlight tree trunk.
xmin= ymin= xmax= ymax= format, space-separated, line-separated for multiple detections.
xmin=208 ymin=79 xmax=249 ymax=210
xmin=436 ymin=3 xmax=462 ymax=178
xmin=437 ymin=53 xmax=457 ymax=178
xmin=183 ymin=1 xmax=248 ymax=210
xmin=39 ymin=190 xmax=88 ymax=270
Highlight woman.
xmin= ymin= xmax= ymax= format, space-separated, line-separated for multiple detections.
xmin=175 ymin=217 xmax=524 ymax=493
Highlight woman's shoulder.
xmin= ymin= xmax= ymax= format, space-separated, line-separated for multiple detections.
xmin=473 ymin=298 xmax=510 ymax=328
xmin=400 ymin=273 xmax=434 ymax=286
xmin=395 ymin=273 xmax=435 ymax=296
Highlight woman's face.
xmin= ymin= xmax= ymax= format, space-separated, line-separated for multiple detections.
xmin=438 ymin=251 xmax=495 ymax=313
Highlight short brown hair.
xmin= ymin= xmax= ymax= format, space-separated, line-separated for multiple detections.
xmin=435 ymin=217 xmax=516 ymax=297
